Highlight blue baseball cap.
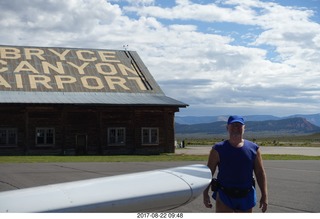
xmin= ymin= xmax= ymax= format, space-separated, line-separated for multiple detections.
xmin=227 ymin=115 xmax=245 ymax=125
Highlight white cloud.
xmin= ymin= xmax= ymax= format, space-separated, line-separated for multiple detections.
xmin=132 ymin=1 xmax=319 ymax=102
xmin=0 ymin=0 xmax=319 ymax=116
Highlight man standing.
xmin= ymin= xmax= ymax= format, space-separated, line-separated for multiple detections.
xmin=203 ymin=115 xmax=268 ymax=212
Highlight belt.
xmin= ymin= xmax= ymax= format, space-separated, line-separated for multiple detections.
xmin=210 ymin=178 xmax=255 ymax=198
xmin=219 ymin=186 xmax=251 ymax=198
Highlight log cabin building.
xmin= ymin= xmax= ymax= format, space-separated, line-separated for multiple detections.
xmin=0 ymin=45 xmax=187 ymax=155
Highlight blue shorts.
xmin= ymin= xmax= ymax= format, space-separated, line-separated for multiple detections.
xmin=212 ymin=187 xmax=257 ymax=211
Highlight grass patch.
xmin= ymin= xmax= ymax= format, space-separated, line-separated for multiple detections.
xmin=0 ymin=154 xmax=319 ymax=163
xmin=262 ymin=154 xmax=320 ymax=160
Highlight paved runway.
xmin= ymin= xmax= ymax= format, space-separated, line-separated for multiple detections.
xmin=175 ymin=146 xmax=320 ymax=156
xmin=0 ymin=160 xmax=319 ymax=213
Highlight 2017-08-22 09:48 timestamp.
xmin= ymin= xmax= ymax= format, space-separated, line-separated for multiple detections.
xmin=137 ymin=213 xmax=183 ymax=218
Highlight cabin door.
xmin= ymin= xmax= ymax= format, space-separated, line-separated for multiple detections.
xmin=76 ymin=134 xmax=87 ymax=155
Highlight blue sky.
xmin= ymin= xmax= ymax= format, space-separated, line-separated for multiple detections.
xmin=0 ymin=0 xmax=319 ymax=117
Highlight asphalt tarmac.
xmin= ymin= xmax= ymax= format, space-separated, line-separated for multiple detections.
xmin=0 ymin=159 xmax=319 ymax=213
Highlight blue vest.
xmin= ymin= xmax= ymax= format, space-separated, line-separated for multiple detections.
xmin=213 ymin=140 xmax=258 ymax=188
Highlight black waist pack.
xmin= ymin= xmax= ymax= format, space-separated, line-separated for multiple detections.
xmin=219 ymin=186 xmax=251 ymax=198
xmin=210 ymin=178 xmax=255 ymax=198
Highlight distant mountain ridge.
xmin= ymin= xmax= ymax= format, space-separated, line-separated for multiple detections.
xmin=175 ymin=113 xmax=320 ymax=126
xmin=175 ymin=117 xmax=320 ymax=135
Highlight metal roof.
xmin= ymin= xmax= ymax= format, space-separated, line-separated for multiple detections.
xmin=0 ymin=91 xmax=187 ymax=107
xmin=0 ymin=45 xmax=187 ymax=107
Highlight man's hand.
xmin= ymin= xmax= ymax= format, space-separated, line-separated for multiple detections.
xmin=203 ymin=193 xmax=213 ymax=208
xmin=259 ymin=197 xmax=268 ymax=212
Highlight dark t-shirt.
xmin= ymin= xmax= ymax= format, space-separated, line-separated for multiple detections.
xmin=213 ymin=140 xmax=258 ymax=188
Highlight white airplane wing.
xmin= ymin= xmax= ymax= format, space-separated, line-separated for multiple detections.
xmin=0 ymin=164 xmax=211 ymax=212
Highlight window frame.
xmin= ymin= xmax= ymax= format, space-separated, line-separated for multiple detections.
xmin=107 ymin=127 xmax=126 ymax=146
xmin=35 ymin=127 xmax=55 ymax=146
xmin=0 ymin=128 xmax=18 ymax=147
xmin=141 ymin=127 xmax=159 ymax=145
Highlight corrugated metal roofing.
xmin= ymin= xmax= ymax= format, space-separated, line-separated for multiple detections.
xmin=0 ymin=91 xmax=187 ymax=107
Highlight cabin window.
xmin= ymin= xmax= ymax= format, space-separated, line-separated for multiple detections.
xmin=108 ymin=127 xmax=126 ymax=145
xmin=142 ymin=128 xmax=159 ymax=145
xmin=36 ymin=128 xmax=55 ymax=146
xmin=0 ymin=128 xmax=17 ymax=146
